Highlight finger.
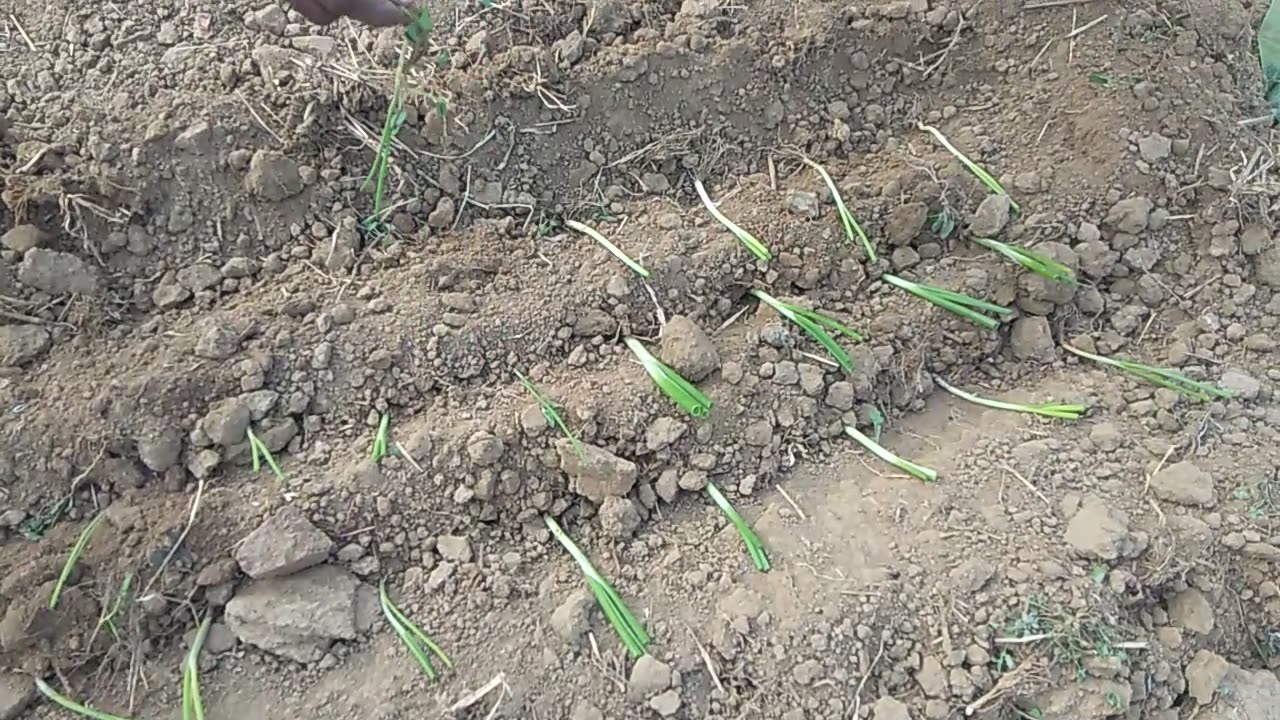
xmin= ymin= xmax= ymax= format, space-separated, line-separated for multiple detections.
xmin=290 ymin=0 xmax=339 ymax=24
xmin=337 ymin=0 xmax=415 ymax=26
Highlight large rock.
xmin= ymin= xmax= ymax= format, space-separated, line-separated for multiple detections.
xmin=1151 ymin=462 xmax=1216 ymax=507
xmin=234 ymin=505 xmax=334 ymax=579
xmin=658 ymin=315 xmax=720 ymax=382
xmin=244 ymin=150 xmax=304 ymax=201
xmin=0 ymin=670 xmax=35 ymax=720
xmin=17 ymin=248 xmax=100 ymax=296
xmin=557 ymin=440 xmax=637 ymax=501
xmin=0 ymin=325 xmax=50 ymax=366
xmin=1064 ymin=495 xmax=1147 ymax=560
xmin=1186 ymin=650 xmax=1280 ymax=719
xmin=224 ymin=565 xmax=372 ymax=663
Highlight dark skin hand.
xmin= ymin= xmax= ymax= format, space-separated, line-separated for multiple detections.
xmin=287 ymin=0 xmax=415 ymax=26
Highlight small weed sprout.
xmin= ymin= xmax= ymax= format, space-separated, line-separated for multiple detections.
xmin=798 ymin=157 xmax=876 ymax=261
xmin=545 ymin=515 xmax=650 ymax=657
xmin=934 ymin=376 xmax=1084 ymax=420
xmin=706 ymin=483 xmax=769 ymax=572
xmin=624 ymin=337 xmax=713 ymax=417
xmin=971 ymin=237 xmax=1076 ymax=285
xmin=514 ymin=370 xmax=584 ymax=457
xmin=246 ymin=427 xmax=285 ymax=482
xmin=93 ymin=573 xmax=134 ymax=643
xmin=1063 ymin=344 xmax=1232 ymax=401
xmin=693 ymin=178 xmax=772 ymax=261
xmin=750 ymin=289 xmax=863 ymax=374
xmin=882 ymin=274 xmax=1012 ymax=330
xmin=917 ymin=122 xmax=1020 ymax=213
xmin=50 ymin=513 xmax=104 ymax=609
xmin=379 ymin=580 xmax=452 ymax=680
xmin=182 ymin=616 xmax=212 ymax=720
xmin=371 ymin=413 xmax=390 ymax=463
xmin=34 ymin=678 xmax=130 ymax=720
xmin=565 ymin=219 xmax=651 ymax=278
xmin=844 ymin=425 xmax=937 ymax=482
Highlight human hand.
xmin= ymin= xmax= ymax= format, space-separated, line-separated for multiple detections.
xmin=287 ymin=0 xmax=416 ymax=27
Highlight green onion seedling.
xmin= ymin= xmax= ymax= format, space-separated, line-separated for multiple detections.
xmin=693 ymin=178 xmax=772 ymax=261
xmin=934 ymin=376 xmax=1085 ymax=420
xmin=844 ymin=425 xmax=937 ymax=482
xmin=545 ymin=515 xmax=650 ymax=657
xmin=565 ymin=219 xmax=651 ymax=278
xmin=371 ymin=413 xmax=390 ymax=463
xmin=624 ymin=337 xmax=713 ymax=417
xmin=50 ymin=513 xmax=104 ymax=609
xmin=751 ymin=289 xmax=863 ymax=374
xmin=706 ymin=483 xmax=769 ymax=572
xmin=1063 ymin=344 xmax=1232 ymax=401
xmin=182 ymin=616 xmax=212 ymax=720
xmin=970 ymin=237 xmax=1076 ymax=285
xmin=514 ymin=370 xmax=584 ymax=457
xmin=380 ymin=580 xmax=452 ymax=680
xmin=917 ymin=122 xmax=1021 ymax=213
xmin=94 ymin=573 xmax=133 ymax=643
xmin=34 ymin=678 xmax=131 ymax=720
xmin=247 ymin=427 xmax=285 ymax=482
xmin=799 ymin=157 xmax=876 ymax=262
xmin=882 ymin=274 xmax=1012 ymax=330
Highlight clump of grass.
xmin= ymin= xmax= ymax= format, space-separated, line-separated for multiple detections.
xmin=882 ymin=274 xmax=1012 ymax=330
xmin=379 ymin=580 xmax=452 ymax=681
xmin=798 ymin=157 xmax=876 ymax=262
xmin=34 ymin=678 xmax=130 ymax=720
xmin=971 ymin=237 xmax=1075 ymax=285
xmin=371 ymin=413 xmax=390 ymax=464
xmin=514 ymin=370 xmax=584 ymax=457
xmin=20 ymin=496 xmax=70 ymax=540
xmin=706 ymin=483 xmax=769 ymax=572
xmin=844 ymin=425 xmax=937 ymax=482
xmin=917 ymin=122 xmax=1020 ymax=213
xmin=50 ymin=513 xmax=104 ymax=609
xmin=545 ymin=515 xmax=650 ymax=657
xmin=624 ymin=337 xmax=713 ymax=417
xmin=1063 ymin=344 xmax=1232 ymax=401
xmin=693 ymin=177 xmax=772 ymax=261
xmin=565 ymin=219 xmax=651 ymax=278
xmin=182 ymin=616 xmax=212 ymax=720
xmin=934 ymin=376 xmax=1085 ymax=420
xmin=750 ymin=289 xmax=863 ymax=374
xmin=246 ymin=427 xmax=284 ymax=482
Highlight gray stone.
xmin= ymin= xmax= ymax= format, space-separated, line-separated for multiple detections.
xmin=224 ymin=565 xmax=367 ymax=663
xmin=1064 ymin=494 xmax=1147 ymax=560
xmin=967 ymin=194 xmax=1012 ymax=237
xmin=1151 ymin=462 xmax=1216 ymax=507
xmin=437 ymin=535 xmax=473 ymax=562
xmin=916 ymin=655 xmax=948 ymax=697
xmin=658 ymin=315 xmax=720 ymax=382
xmin=885 ymin=202 xmax=928 ymax=246
xmin=194 ymin=323 xmax=241 ymax=359
xmin=1189 ymin=655 xmax=1280 ymax=719
xmin=550 ymin=588 xmax=593 ymax=642
xmin=1104 ymin=197 xmax=1152 ymax=234
xmin=234 ymin=505 xmax=334 ymax=578
xmin=1219 ymin=369 xmax=1261 ymax=400
xmin=18 ymin=248 xmax=100 ymax=296
xmin=245 ymin=150 xmax=304 ymax=201
xmin=466 ymin=433 xmax=504 ymax=465
xmin=1138 ymin=134 xmax=1172 ymax=163
xmin=1167 ymin=588 xmax=1214 ymax=635
xmin=0 ymin=670 xmax=35 ymax=720
xmin=744 ymin=419 xmax=773 ymax=447
xmin=649 ymin=690 xmax=681 ymax=717
xmin=628 ymin=654 xmax=672 ymax=701
xmin=137 ymin=427 xmax=183 ymax=472
xmin=645 ymin=417 xmax=688 ymax=451
xmin=0 ymin=225 xmax=46 ymax=253
xmin=0 ymin=325 xmax=50 ymax=367
xmin=558 ymin=441 xmax=638 ymax=500
xmin=177 ymin=263 xmax=222 ymax=291
xmin=1184 ymin=650 xmax=1231 ymax=704
xmin=1010 ymin=316 xmax=1055 ymax=362
xmin=825 ymin=381 xmax=855 ymax=410
xmin=871 ymin=696 xmax=911 ymax=720
xmin=201 ymin=397 xmax=251 ymax=447
xmin=599 ymin=496 xmax=642 ymax=537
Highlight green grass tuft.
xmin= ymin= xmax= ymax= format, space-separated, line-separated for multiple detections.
xmin=182 ymin=616 xmax=212 ymax=720
xmin=882 ymin=273 xmax=1012 ymax=330
xmin=798 ymin=157 xmax=876 ymax=262
xmin=694 ymin=178 xmax=772 ymax=261
xmin=971 ymin=237 xmax=1076 ymax=285
xmin=1063 ymin=344 xmax=1232 ymax=401
xmin=50 ymin=513 xmax=104 ymax=609
xmin=751 ymin=289 xmax=863 ymax=374
xmin=34 ymin=678 xmax=131 ymax=720
xmin=565 ymin=219 xmax=651 ymax=278
xmin=371 ymin=413 xmax=391 ymax=464
xmin=934 ymin=376 xmax=1085 ymax=420
xmin=379 ymin=580 xmax=452 ymax=681
xmin=247 ymin=427 xmax=285 ymax=482
xmin=706 ymin=483 xmax=769 ymax=572
xmin=844 ymin=425 xmax=937 ymax=482
xmin=514 ymin=370 xmax=584 ymax=457
xmin=624 ymin=337 xmax=713 ymax=417
xmin=545 ymin=515 xmax=650 ymax=657
xmin=917 ymin=122 xmax=1020 ymax=213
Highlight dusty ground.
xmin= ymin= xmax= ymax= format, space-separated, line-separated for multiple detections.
xmin=1 ymin=0 xmax=1279 ymax=718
